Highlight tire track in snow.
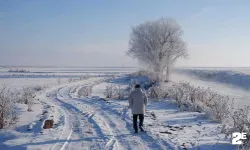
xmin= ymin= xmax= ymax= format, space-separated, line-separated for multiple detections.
xmin=51 ymin=78 xmax=175 ymax=150
xmin=60 ymin=128 xmax=73 ymax=150
xmin=73 ymin=97 xmax=168 ymax=150
xmin=85 ymin=103 xmax=122 ymax=150
xmin=50 ymin=100 xmax=73 ymax=149
xmin=50 ymin=87 xmax=72 ymax=150
xmin=78 ymin=80 xmax=176 ymax=150
xmin=105 ymin=138 xmax=120 ymax=150
xmin=69 ymin=83 xmax=170 ymax=149
xmin=58 ymin=84 xmax=124 ymax=150
xmin=53 ymin=85 xmax=109 ymax=150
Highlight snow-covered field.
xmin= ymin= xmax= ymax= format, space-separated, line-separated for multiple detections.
xmin=0 ymin=67 xmax=136 ymax=79
xmin=1 ymin=67 xmax=247 ymax=150
xmin=0 ymin=66 xmax=136 ymax=88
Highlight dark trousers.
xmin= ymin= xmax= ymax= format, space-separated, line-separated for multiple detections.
xmin=133 ymin=114 xmax=144 ymax=131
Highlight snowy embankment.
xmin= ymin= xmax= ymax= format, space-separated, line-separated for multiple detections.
xmin=175 ymin=68 xmax=250 ymax=90
xmin=172 ymin=69 xmax=250 ymax=107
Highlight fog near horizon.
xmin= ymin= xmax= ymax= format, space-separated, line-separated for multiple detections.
xmin=1 ymin=0 xmax=250 ymax=67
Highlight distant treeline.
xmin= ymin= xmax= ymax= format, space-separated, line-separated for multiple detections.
xmin=8 ymin=69 xmax=30 ymax=73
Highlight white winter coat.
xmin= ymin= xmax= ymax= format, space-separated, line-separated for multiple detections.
xmin=128 ymin=88 xmax=148 ymax=114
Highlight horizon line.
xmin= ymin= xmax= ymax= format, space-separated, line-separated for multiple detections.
xmin=0 ymin=65 xmax=250 ymax=68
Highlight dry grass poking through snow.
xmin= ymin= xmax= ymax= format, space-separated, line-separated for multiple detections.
xmin=147 ymin=82 xmax=250 ymax=149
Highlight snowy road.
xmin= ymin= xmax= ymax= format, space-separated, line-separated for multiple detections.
xmin=0 ymin=76 xmax=235 ymax=150
xmin=49 ymin=78 xmax=172 ymax=150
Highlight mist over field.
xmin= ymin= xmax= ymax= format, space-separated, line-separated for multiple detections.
xmin=1 ymin=0 xmax=250 ymax=150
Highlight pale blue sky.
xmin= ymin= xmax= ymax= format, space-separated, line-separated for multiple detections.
xmin=1 ymin=0 xmax=250 ymax=67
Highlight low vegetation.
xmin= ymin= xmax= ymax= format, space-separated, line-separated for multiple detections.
xmin=130 ymin=69 xmax=250 ymax=149
xmin=0 ymin=86 xmax=18 ymax=129
xmin=0 ymin=83 xmax=48 ymax=129
xmin=22 ymin=87 xmax=36 ymax=111
xmin=8 ymin=69 xmax=30 ymax=73
xmin=104 ymin=84 xmax=129 ymax=99
xmin=78 ymin=86 xmax=92 ymax=98
xmin=146 ymin=81 xmax=250 ymax=149
xmin=68 ymin=76 xmax=90 ymax=83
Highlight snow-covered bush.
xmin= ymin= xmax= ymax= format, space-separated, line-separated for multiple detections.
xmin=12 ymin=88 xmax=24 ymax=103
xmin=147 ymin=86 xmax=168 ymax=101
xmin=221 ymin=106 xmax=250 ymax=150
xmin=166 ymin=83 xmax=187 ymax=110
xmin=208 ymin=95 xmax=230 ymax=122
xmin=104 ymin=84 xmax=115 ymax=99
xmin=162 ymin=82 xmax=232 ymax=122
xmin=0 ymin=86 xmax=18 ymax=129
xmin=78 ymin=86 xmax=92 ymax=98
xmin=22 ymin=87 xmax=36 ymax=111
xmin=104 ymin=84 xmax=128 ymax=99
xmin=149 ymin=81 xmax=249 ymax=149
xmin=232 ymin=107 xmax=250 ymax=149
xmin=114 ymin=85 xmax=127 ymax=99
xmin=33 ymin=85 xmax=43 ymax=91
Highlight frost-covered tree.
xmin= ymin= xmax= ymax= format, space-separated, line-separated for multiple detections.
xmin=127 ymin=18 xmax=187 ymax=81
xmin=22 ymin=87 xmax=36 ymax=111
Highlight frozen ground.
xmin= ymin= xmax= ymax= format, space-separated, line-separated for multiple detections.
xmin=91 ymin=79 xmax=235 ymax=149
xmin=0 ymin=70 xmax=236 ymax=150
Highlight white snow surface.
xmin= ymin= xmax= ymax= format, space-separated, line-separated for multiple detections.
xmin=0 ymin=68 xmax=238 ymax=150
xmin=0 ymin=67 xmax=136 ymax=79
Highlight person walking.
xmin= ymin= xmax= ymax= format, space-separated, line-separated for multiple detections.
xmin=128 ymin=84 xmax=148 ymax=133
